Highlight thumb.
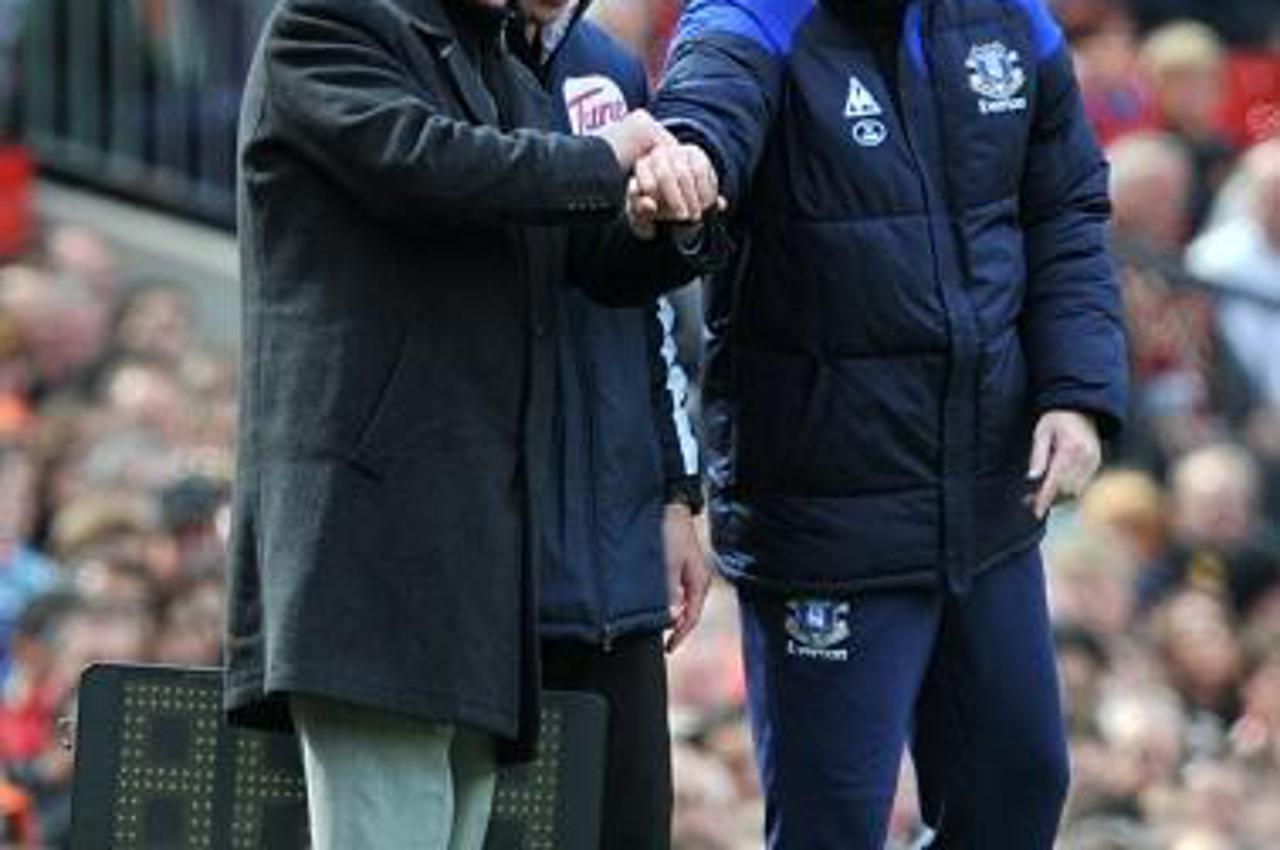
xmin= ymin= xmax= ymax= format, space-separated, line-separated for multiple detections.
xmin=667 ymin=559 xmax=685 ymax=612
xmin=1028 ymin=421 xmax=1054 ymax=480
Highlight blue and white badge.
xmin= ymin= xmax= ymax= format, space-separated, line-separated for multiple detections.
xmin=845 ymin=75 xmax=888 ymax=148
xmin=785 ymin=598 xmax=853 ymax=661
xmin=966 ymin=41 xmax=1028 ymax=115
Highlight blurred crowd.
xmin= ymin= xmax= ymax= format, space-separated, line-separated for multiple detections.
xmin=0 ymin=225 xmax=234 ymax=846
xmin=0 ymin=0 xmax=1274 ymax=847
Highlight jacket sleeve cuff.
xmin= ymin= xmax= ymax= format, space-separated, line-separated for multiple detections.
xmin=1032 ymin=392 xmax=1126 ymax=440
xmin=663 ymin=116 xmax=737 ymax=203
xmin=561 ymin=137 xmax=629 ymax=220
xmin=665 ymin=475 xmax=705 ymax=516
xmin=668 ymin=214 xmax=734 ymax=276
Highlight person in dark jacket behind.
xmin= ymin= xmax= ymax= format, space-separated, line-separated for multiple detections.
xmin=228 ymin=0 xmax=724 ymax=846
xmin=645 ymin=0 xmax=1129 ymax=847
xmin=507 ymin=2 xmax=711 ymax=847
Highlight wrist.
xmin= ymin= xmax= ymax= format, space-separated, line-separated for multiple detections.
xmin=1042 ymin=408 xmax=1100 ymax=432
xmin=664 ymin=502 xmax=694 ymax=520
xmin=665 ymin=477 xmax=705 ymax=516
xmin=671 ymin=222 xmax=707 ymax=254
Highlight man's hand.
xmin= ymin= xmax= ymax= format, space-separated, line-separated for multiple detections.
xmin=663 ymin=503 xmax=712 ymax=653
xmin=627 ymin=144 xmax=726 ymax=240
xmin=1027 ymin=410 xmax=1103 ymax=519
xmin=599 ymin=109 xmax=676 ymax=171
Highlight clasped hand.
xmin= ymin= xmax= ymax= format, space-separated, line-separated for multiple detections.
xmin=600 ymin=109 xmax=726 ymax=240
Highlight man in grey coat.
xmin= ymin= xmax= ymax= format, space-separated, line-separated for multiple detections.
xmin=227 ymin=0 xmax=722 ymax=846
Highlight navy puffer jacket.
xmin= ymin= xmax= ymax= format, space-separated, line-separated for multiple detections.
xmin=653 ymin=0 xmax=1128 ymax=593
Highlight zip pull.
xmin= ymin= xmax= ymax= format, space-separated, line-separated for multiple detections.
xmin=602 ymin=624 xmax=616 ymax=653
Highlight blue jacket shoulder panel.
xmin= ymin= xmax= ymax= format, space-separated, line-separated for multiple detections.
xmin=995 ymin=0 xmax=1065 ymax=63
xmin=673 ymin=0 xmax=815 ymax=56
xmin=654 ymin=1 xmax=812 ymax=203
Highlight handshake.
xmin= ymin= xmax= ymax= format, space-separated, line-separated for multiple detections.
xmin=600 ymin=109 xmax=726 ymax=240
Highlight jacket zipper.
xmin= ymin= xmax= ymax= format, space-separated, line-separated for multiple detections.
xmin=574 ymin=310 xmax=613 ymax=651
xmin=895 ymin=1 xmax=965 ymax=581
xmin=915 ymin=0 xmax=982 ymax=589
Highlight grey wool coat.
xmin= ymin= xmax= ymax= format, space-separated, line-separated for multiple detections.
xmin=226 ymin=0 xmax=697 ymax=760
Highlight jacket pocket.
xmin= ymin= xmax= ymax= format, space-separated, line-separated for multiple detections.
xmin=347 ymin=325 xmax=417 ymax=476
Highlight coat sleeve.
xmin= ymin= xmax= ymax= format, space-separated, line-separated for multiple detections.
xmin=649 ymin=0 xmax=808 ymax=206
xmin=568 ymin=210 xmax=731 ymax=306
xmin=1017 ymin=1 xmax=1129 ymax=437
xmin=565 ymin=34 xmax=730 ymax=307
xmin=262 ymin=0 xmax=626 ymax=225
xmin=648 ymin=296 xmax=703 ymax=507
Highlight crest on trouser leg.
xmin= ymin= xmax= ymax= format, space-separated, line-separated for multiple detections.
xmin=784 ymin=599 xmax=852 ymax=661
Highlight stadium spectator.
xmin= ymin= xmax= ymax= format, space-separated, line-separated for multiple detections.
xmin=47 ymin=227 xmax=120 ymax=307
xmin=1055 ymin=624 xmax=1113 ymax=736
xmin=1178 ymin=759 xmax=1249 ymax=843
xmin=1140 ymin=21 xmax=1236 ymax=231
xmin=1108 ymin=133 xmax=1254 ymax=470
xmin=1232 ymin=627 xmax=1280 ymax=769
xmin=1059 ymin=0 xmax=1158 ymax=145
xmin=1127 ymin=0 xmax=1280 ymax=49
xmin=0 ymin=444 xmax=53 ymax=681
xmin=109 ymin=283 xmax=196 ymax=369
xmin=1151 ymin=589 xmax=1245 ymax=731
xmin=1080 ymin=468 xmax=1168 ymax=565
xmin=1047 ymin=532 xmax=1140 ymax=640
xmin=1188 ymin=140 xmax=1280 ymax=408
xmin=0 ymin=264 xmax=110 ymax=402
xmin=0 ymin=591 xmax=81 ymax=844
xmin=1090 ymin=684 xmax=1187 ymax=819
xmin=152 ymin=566 xmax=223 ymax=667
xmin=1110 ymin=132 xmax=1193 ymax=252
xmin=1138 ymin=443 xmax=1280 ymax=614
xmin=1170 ymin=444 xmax=1264 ymax=553
xmin=670 ymin=742 xmax=739 ymax=850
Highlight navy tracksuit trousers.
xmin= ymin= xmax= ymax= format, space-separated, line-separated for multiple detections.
xmin=738 ymin=548 xmax=1069 ymax=849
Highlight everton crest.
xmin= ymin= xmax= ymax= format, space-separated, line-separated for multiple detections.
xmin=966 ymin=42 xmax=1028 ymax=115
xmin=785 ymin=599 xmax=853 ymax=661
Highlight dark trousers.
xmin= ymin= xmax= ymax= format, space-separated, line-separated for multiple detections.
xmin=738 ymin=548 xmax=1069 ymax=849
xmin=541 ymin=633 xmax=673 ymax=850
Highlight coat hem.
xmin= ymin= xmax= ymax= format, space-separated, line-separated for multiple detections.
xmin=538 ymin=608 xmax=672 ymax=644
xmin=224 ymin=662 xmax=519 ymax=744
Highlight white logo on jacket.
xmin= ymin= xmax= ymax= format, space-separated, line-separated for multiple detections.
xmin=563 ymin=75 xmax=629 ymax=136
xmin=844 ymin=75 xmax=883 ymax=118
xmin=966 ymin=41 xmax=1027 ymax=115
xmin=844 ymin=74 xmax=889 ymax=148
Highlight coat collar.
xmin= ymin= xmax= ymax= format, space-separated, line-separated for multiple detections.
xmin=389 ymin=0 xmax=503 ymax=126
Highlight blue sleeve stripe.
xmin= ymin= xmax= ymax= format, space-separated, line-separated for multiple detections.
xmin=656 ymin=298 xmax=699 ymax=475
xmin=1006 ymin=0 xmax=1065 ymax=63
xmin=672 ymin=0 xmax=813 ymax=57
xmin=905 ymin=1 xmax=926 ymax=74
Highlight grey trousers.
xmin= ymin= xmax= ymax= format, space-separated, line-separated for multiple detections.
xmin=291 ymin=696 xmax=497 ymax=850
